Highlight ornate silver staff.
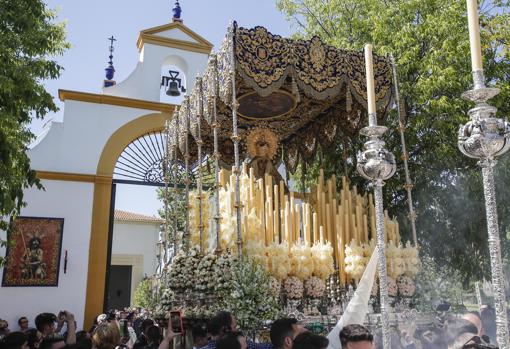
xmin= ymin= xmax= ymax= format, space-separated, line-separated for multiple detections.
xmin=357 ymin=44 xmax=396 ymax=349
xmin=228 ymin=22 xmax=243 ymax=258
xmin=210 ymin=54 xmax=222 ymax=254
xmin=183 ymin=97 xmax=191 ymax=248
xmin=197 ymin=77 xmax=205 ymax=253
xmin=173 ymin=109 xmax=181 ymax=251
xmin=458 ymin=1 xmax=510 ymax=348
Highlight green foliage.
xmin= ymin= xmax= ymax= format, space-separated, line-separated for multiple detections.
xmin=218 ymin=258 xmax=281 ymax=334
xmin=0 ymin=0 xmax=68 ymax=264
xmin=277 ymin=0 xmax=510 ymax=284
xmin=133 ymin=278 xmax=157 ymax=309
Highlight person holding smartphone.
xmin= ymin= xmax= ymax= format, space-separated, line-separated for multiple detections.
xmin=157 ymin=318 xmax=176 ymax=349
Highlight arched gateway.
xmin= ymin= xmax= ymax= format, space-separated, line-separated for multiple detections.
xmin=0 ymin=14 xmax=212 ymax=328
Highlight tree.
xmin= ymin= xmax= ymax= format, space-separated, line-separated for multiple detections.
xmin=0 ymin=0 xmax=68 ymax=263
xmin=277 ymin=0 xmax=510 ymax=284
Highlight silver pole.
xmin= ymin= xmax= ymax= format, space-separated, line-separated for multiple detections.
xmin=228 ymin=23 xmax=243 ymax=258
xmin=389 ymin=54 xmax=418 ymax=245
xmin=184 ymin=98 xmax=191 ymax=246
xmin=482 ymin=160 xmax=509 ymax=348
xmin=163 ymin=120 xmax=171 ymax=265
xmin=357 ymin=113 xmax=396 ymax=349
xmin=197 ymin=77 xmax=204 ymax=253
xmin=174 ymin=110 xmax=181 ymax=252
xmin=458 ymin=67 xmax=510 ymax=349
xmin=211 ymin=55 xmax=222 ymax=254
xmin=374 ymin=183 xmax=391 ymax=349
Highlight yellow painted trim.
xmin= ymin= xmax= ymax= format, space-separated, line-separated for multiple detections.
xmin=37 ymin=171 xmax=94 ymax=183
xmin=83 ymin=179 xmax=112 ymax=329
xmin=138 ymin=20 xmax=213 ymax=47
xmin=96 ymin=113 xmax=170 ymax=176
xmin=36 ymin=171 xmax=112 ymax=183
xmin=84 ymin=113 xmax=172 ymax=328
xmin=137 ymin=33 xmax=212 ymax=54
xmin=58 ymin=90 xmax=177 ymax=114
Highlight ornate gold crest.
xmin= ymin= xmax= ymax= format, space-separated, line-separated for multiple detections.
xmin=309 ymin=38 xmax=326 ymax=70
xmin=246 ymin=127 xmax=279 ymax=160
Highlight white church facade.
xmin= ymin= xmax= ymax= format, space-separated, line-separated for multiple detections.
xmin=0 ymin=12 xmax=211 ymax=329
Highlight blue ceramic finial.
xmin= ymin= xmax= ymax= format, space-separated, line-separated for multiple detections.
xmin=172 ymin=1 xmax=182 ymax=20
xmin=104 ymin=35 xmax=116 ymax=86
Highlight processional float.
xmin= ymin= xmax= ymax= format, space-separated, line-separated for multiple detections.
xmin=159 ymin=22 xmax=421 ymax=341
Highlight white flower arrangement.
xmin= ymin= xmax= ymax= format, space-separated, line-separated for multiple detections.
xmin=310 ymin=240 xmax=335 ymax=280
xmin=304 ymin=276 xmax=326 ymax=299
xmin=168 ymin=250 xmax=189 ymax=291
xmin=387 ymin=276 xmax=398 ymax=297
xmin=290 ymin=242 xmax=313 ymax=280
xmin=344 ymin=240 xmax=421 ymax=281
xmin=344 ymin=241 xmax=366 ymax=280
xmin=267 ymin=242 xmax=291 ymax=280
xmin=284 ymin=276 xmax=304 ymax=299
xmin=195 ymin=253 xmax=217 ymax=293
xmin=214 ymin=250 xmax=236 ymax=293
xmin=269 ymin=277 xmax=282 ymax=296
xmin=397 ymin=274 xmax=416 ymax=297
xmin=244 ymin=239 xmax=269 ymax=271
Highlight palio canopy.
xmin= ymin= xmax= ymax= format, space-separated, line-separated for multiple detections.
xmin=170 ymin=22 xmax=393 ymax=173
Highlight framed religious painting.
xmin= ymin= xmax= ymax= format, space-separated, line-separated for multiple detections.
xmin=2 ymin=217 xmax=64 ymax=287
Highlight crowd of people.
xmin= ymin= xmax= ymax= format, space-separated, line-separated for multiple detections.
xmin=0 ymin=305 xmax=502 ymax=349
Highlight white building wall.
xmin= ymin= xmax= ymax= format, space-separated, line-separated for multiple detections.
xmin=111 ymin=221 xmax=160 ymax=277
xmin=29 ymin=101 xmax=162 ymax=175
xmin=0 ymin=180 xmax=94 ymax=330
xmin=111 ymin=221 xmax=160 ymax=306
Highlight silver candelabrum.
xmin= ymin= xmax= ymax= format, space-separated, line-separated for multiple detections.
xmin=357 ymin=113 xmax=396 ymax=349
xmin=458 ymin=69 xmax=510 ymax=349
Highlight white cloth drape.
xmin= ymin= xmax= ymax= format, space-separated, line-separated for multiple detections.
xmin=327 ymin=247 xmax=379 ymax=349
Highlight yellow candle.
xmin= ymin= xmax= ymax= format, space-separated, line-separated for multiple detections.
xmin=364 ymin=44 xmax=377 ymax=117
xmin=466 ymin=0 xmax=483 ymax=71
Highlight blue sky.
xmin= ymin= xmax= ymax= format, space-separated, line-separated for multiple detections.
xmin=35 ymin=0 xmax=295 ymax=217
